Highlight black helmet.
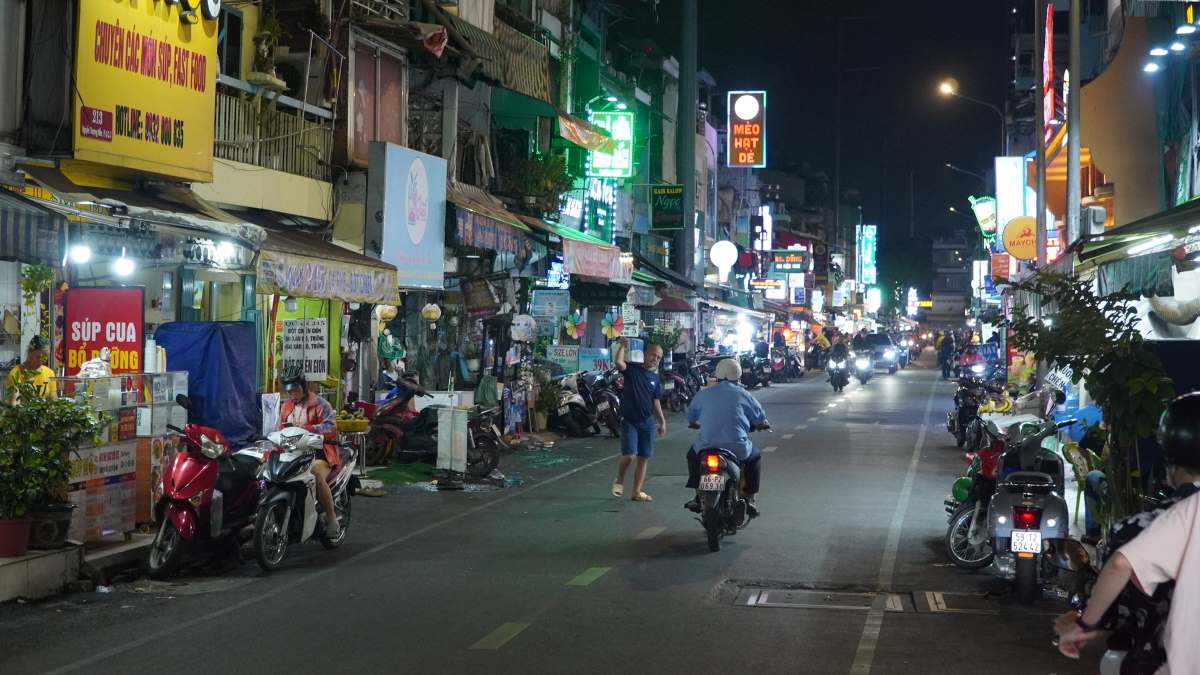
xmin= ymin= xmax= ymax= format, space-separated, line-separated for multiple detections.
xmin=1157 ymin=392 xmax=1200 ymax=470
xmin=281 ymin=364 xmax=307 ymax=393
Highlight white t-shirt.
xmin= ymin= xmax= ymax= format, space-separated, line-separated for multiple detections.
xmin=1119 ymin=492 xmax=1200 ymax=675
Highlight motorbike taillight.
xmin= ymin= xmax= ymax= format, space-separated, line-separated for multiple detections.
xmin=703 ymin=454 xmax=721 ymax=473
xmin=1013 ymin=506 xmax=1041 ymax=530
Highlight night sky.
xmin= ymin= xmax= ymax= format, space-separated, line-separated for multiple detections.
xmin=645 ymin=0 xmax=1014 ymax=294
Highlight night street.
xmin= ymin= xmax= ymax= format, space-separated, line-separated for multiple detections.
xmin=0 ymin=358 xmax=1087 ymax=675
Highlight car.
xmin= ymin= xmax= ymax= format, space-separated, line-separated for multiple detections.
xmin=866 ymin=334 xmax=900 ymax=374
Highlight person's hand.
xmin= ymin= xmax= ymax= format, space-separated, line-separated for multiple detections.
xmin=657 ymin=420 xmax=667 ymax=437
xmin=1053 ymin=611 xmax=1103 ymax=658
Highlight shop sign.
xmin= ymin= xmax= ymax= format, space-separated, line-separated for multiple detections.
xmin=563 ymin=238 xmax=624 ymax=279
xmin=650 ymin=184 xmax=685 ymax=231
xmin=547 ymin=345 xmax=579 ymax=374
xmin=367 ymin=143 xmax=447 ymax=290
xmin=455 ymin=207 xmax=530 ymax=257
xmin=620 ymin=304 xmax=641 ymax=337
xmin=534 ymin=315 xmax=559 ymax=337
xmin=586 ymin=111 xmax=634 ymax=178
xmin=74 ymin=1 xmax=220 ymax=182
xmin=769 ymin=249 xmax=809 ymax=273
xmin=281 ymin=318 xmax=328 ymax=381
xmin=1043 ymin=4 xmax=1055 ymax=144
xmin=1046 ymin=366 xmax=1073 ymax=392
xmin=792 ymin=287 xmax=806 ymax=305
xmin=990 ymin=252 xmax=1012 ymax=281
xmin=857 ymin=225 xmax=877 ymax=285
xmin=257 ymin=250 xmax=400 ymax=305
xmin=531 ymin=289 xmax=570 ymax=317
xmin=462 ymin=279 xmax=500 ymax=318
xmin=1002 ymin=216 xmax=1037 ymax=261
xmin=969 ymin=195 xmax=998 ymax=237
xmin=577 ymin=347 xmax=612 ymax=372
xmin=831 ymin=289 xmax=845 ymax=307
xmin=726 ymin=91 xmax=767 ymax=168
xmin=64 ymin=287 xmax=145 ymax=375
xmin=750 ymin=277 xmax=784 ymax=291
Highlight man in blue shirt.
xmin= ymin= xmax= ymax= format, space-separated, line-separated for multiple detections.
xmin=685 ymin=358 xmax=769 ymax=515
xmin=612 ymin=337 xmax=666 ymax=502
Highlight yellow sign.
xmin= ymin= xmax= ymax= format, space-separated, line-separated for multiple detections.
xmin=73 ymin=0 xmax=220 ymax=182
xmin=1002 ymin=216 xmax=1038 ymax=261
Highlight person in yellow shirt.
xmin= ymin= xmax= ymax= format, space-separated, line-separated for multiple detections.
xmin=6 ymin=336 xmax=57 ymax=401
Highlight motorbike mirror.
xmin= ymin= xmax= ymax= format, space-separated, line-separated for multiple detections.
xmin=1049 ymin=539 xmax=1091 ymax=572
xmin=175 ymin=394 xmax=192 ymax=410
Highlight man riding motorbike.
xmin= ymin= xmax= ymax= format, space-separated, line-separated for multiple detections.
xmin=279 ymin=365 xmax=342 ymax=537
xmin=683 ymin=358 xmax=770 ymax=516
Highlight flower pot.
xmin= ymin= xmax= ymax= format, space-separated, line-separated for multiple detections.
xmin=28 ymin=502 xmax=76 ymax=550
xmin=532 ymin=410 xmax=548 ymax=432
xmin=0 ymin=518 xmax=32 ymax=557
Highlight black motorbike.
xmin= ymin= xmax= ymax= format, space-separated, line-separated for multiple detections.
xmin=827 ymin=355 xmax=850 ymax=392
xmin=577 ymin=368 xmax=622 ymax=437
xmin=691 ymin=421 xmax=770 ymax=552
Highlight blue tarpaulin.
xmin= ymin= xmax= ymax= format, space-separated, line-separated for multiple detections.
xmin=155 ymin=321 xmax=260 ymax=447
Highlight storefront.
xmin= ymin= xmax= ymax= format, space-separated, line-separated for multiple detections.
xmin=699 ymin=298 xmax=772 ymax=353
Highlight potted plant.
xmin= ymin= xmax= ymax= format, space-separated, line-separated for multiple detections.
xmin=0 ymin=383 xmax=108 ymax=555
xmin=463 ymin=342 xmax=482 ymax=374
xmin=533 ymin=381 xmax=563 ymax=432
xmin=505 ymin=153 xmax=574 ymax=217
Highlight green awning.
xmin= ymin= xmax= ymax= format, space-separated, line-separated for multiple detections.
xmin=632 ymin=269 xmax=665 ymax=284
xmin=516 ymin=215 xmax=612 ymax=246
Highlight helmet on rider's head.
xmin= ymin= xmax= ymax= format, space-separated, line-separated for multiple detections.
xmin=715 ymin=358 xmax=742 ymax=382
xmin=281 ymin=364 xmax=308 ymax=394
xmin=1157 ymin=392 xmax=1200 ymax=471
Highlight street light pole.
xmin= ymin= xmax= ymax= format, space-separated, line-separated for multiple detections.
xmin=944 ymin=163 xmax=987 ymax=187
xmin=1034 ymin=0 xmax=1047 ymax=268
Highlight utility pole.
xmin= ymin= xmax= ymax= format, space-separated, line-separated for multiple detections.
xmin=675 ymin=0 xmax=698 ymax=285
xmin=1034 ymin=0 xmax=1048 ymax=268
xmin=1066 ymin=0 xmax=1081 ymax=249
xmin=834 ymin=18 xmax=842 ymax=257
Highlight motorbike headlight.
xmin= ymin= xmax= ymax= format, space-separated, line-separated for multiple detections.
xmin=833 ymin=360 xmax=846 ymax=368
xmin=199 ymin=434 xmax=223 ymax=459
xmin=971 ymin=364 xmax=986 ymax=374
xmin=855 ymin=358 xmax=870 ymax=369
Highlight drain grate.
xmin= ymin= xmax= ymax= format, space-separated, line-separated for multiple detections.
xmin=736 ymin=588 xmax=906 ymax=612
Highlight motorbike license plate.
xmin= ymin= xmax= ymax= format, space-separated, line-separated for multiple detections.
xmin=699 ymin=474 xmax=725 ymax=492
xmin=663 ymin=381 xmax=674 ymax=391
xmin=597 ymin=401 xmax=609 ymax=411
xmin=1010 ymin=531 xmax=1042 ymax=554
xmin=557 ymin=405 xmax=569 ymax=416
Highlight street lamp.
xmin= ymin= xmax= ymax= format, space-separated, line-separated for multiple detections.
xmin=944 ymin=162 xmax=987 ymax=186
xmin=937 ymin=78 xmax=1008 ymax=156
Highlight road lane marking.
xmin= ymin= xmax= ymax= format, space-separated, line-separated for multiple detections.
xmin=634 ymin=526 xmax=665 ymax=540
xmin=781 ymin=433 xmax=794 ymax=440
xmin=849 ymin=379 xmax=937 ymax=675
xmin=470 ymin=622 xmax=530 ymax=650
xmin=807 ymin=417 xmax=818 ymax=422
xmin=566 ymin=566 xmax=612 ymax=587
xmin=40 ymin=452 xmax=625 ymax=675
xmin=794 ymin=424 xmax=807 ymax=430
xmin=762 ymin=446 xmax=777 ymax=453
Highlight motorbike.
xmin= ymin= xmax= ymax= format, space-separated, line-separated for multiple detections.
xmin=850 ymin=351 xmax=873 ymax=385
xmin=547 ymin=372 xmax=597 ymax=437
xmin=663 ymin=362 xmax=692 ymax=413
xmin=691 ymin=421 xmax=770 ymax=552
xmin=785 ymin=349 xmax=805 ymax=379
xmin=827 ymin=356 xmax=850 ymax=393
xmin=147 ymin=394 xmax=264 ymax=579
xmin=946 ymin=374 xmax=1000 ymax=449
xmin=806 ymin=344 xmax=827 ymax=371
xmin=252 ymin=425 xmax=357 ymax=572
xmin=987 ymin=416 xmax=1074 ymax=603
xmin=363 ymin=372 xmax=432 ymax=465
xmin=769 ymin=347 xmax=805 ymax=383
xmin=943 ymin=419 xmax=1005 ymax=570
xmin=577 ymin=368 xmax=622 ymax=437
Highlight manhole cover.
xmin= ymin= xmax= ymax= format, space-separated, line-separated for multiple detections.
xmin=735 ymin=588 xmax=905 ymax=612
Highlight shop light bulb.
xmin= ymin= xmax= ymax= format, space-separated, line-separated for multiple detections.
xmin=1170 ymin=42 xmax=1187 ymax=52
xmin=1144 ymin=62 xmax=1162 ymax=73
xmin=113 ymin=256 xmax=135 ymax=277
xmin=1150 ymin=47 xmax=1169 ymax=57
xmin=69 ymin=244 xmax=92 ymax=264
xmin=1176 ymin=25 xmax=1196 ymax=35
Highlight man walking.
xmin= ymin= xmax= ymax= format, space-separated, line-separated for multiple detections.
xmin=612 ymin=337 xmax=666 ymax=502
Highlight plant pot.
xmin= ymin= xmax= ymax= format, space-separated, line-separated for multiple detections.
xmin=28 ymin=502 xmax=76 ymax=550
xmin=0 ymin=518 xmax=32 ymax=557
xmin=532 ymin=410 xmax=548 ymax=432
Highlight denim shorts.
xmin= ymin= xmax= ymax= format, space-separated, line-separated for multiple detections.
xmin=620 ymin=417 xmax=657 ymax=458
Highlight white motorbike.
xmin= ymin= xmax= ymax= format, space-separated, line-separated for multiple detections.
xmin=251 ymin=426 xmax=356 ymax=572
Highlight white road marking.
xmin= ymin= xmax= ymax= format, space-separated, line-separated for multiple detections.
xmin=794 ymin=424 xmax=807 ymax=430
xmin=762 ymin=445 xmax=778 ymax=453
xmin=849 ymin=380 xmax=936 ymax=675
xmin=781 ymin=433 xmax=794 ymax=440
xmin=470 ymin=622 xmax=531 ymax=650
xmin=807 ymin=417 xmax=818 ymax=422
xmin=634 ymin=526 xmax=665 ymax=540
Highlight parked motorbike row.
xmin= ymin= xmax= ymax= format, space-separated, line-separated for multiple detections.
xmin=941 ymin=377 xmax=1077 ymax=604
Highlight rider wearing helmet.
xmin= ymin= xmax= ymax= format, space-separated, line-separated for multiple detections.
xmin=683 ymin=358 xmax=770 ymax=516
xmin=279 ymin=365 xmax=342 ymax=537
xmin=1054 ymin=393 xmax=1200 ymax=671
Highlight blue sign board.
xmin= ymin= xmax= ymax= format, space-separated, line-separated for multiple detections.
xmin=368 ymin=143 xmax=447 ymax=289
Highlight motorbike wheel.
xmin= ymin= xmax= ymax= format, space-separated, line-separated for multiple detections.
xmin=702 ymin=492 xmax=723 ymax=552
xmin=146 ymin=518 xmax=187 ymax=580
xmin=560 ymin=413 xmax=583 ymax=438
xmin=466 ymin=437 xmax=500 ymax=478
xmin=254 ymin=501 xmax=291 ymax=572
xmin=1014 ymin=555 xmax=1039 ymax=603
xmin=320 ymin=491 xmax=351 ymax=549
xmin=889 ymin=365 xmax=898 ymax=375
xmin=366 ymin=424 xmax=402 ymax=466
xmin=944 ymin=504 xmax=994 ymax=569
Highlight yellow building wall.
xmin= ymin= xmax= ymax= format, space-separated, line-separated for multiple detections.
xmin=191 ymin=159 xmax=333 ymax=220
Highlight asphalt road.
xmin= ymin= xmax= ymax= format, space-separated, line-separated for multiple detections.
xmin=0 ymin=353 xmax=1091 ymax=675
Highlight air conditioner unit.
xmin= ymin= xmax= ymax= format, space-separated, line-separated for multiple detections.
xmin=1084 ymin=205 xmax=1107 ymax=236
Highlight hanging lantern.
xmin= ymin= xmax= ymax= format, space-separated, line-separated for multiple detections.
xmin=421 ymin=303 xmax=442 ymax=322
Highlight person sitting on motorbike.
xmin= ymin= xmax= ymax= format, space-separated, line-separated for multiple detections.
xmin=279 ymin=365 xmax=342 ymax=537
xmin=851 ymin=328 xmax=871 ymax=352
xmin=829 ymin=335 xmax=850 ymax=361
xmin=683 ymin=358 xmax=770 ymax=516
xmin=957 ymin=343 xmax=986 ymax=376
xmin=1054 ymin=393 xmax=1200 ymax=672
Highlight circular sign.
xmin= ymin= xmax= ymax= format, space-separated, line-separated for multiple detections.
xmin=1002 ymin=216 xmax=1037 ymax=261
xmin=405 ymin=160 xmax=429 ymax=245
xmin=733 ymin=94 xmax=760 ymax=121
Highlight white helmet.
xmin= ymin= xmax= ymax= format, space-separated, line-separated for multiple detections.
xmin=715 ymin=358 xmax=742 ymax=382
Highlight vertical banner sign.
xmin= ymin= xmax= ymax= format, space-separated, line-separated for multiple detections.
xmin=1043 ymin=4 xmax=1055 ymax=144
xmin=64 ymin=288 xmax=145 ymax=375
xmin=991 ymin=252 xmax=1012 ymax=281
xmin=74 ymin=1 xmax=220 ymax=182
xmin=587 ymin=111 xmax=634 ymax=178
xmin=650 ymin=184 xmax=685 ymax=231
xmin=726 ymin=91 xmax=767 ymax=168
xmin=858 ymin=225 xmax=878 ymax=285
xmin=367 ymin=143 xmax=447 ymax=289
xmin=282 ymin=318 xmax=329 ymax=381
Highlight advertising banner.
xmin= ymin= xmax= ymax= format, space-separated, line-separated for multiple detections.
xmin=620 ymin=304 xmax=641 ymax=337
xmin=367 ymin=143 xmax=447 ymax=289
xmin=281 ymin=318 xmax=329 ymax=381
xmin=74 ymin=1 xmax=219 ymax=182
xmin=650 ymin=184 xmax=685 ymax=231
xmin=1002 ymin=216 xmax=1037 ymax=261
xmin=857 ymin=225 xmax=878 ymax=285
xmin=769 ymin=249 xmax=809 ymax=273
xmin=563 ymin=239 xmax=624 ymax=279
xmin=256 ymin=250 xmax=400 ymax=305
xmin=547 ymin=345 xmax=579 ymax=374
xmin=531 ymin=290 xmax=571 ymax=317
xmin=577 ymin=347 xmax=612 ymax=372
xmin=63 ymin=287 xmax=145 ymax=375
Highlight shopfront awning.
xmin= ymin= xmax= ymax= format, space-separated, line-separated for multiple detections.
xmin=0 ymin=188 xmax=65 ymax=265
xmin=438 ymin=12 xmax=552 ymax=104
xmin=257 ymin=228 xmax=400 ymax=305
xmin=701 ymin=298 xmax=771 ymax=322
xmin=644 ymin=295 xmax=694 ymax=313
xmin=448 ymin=181 xmax=534 ymax=258
xmin=1078 ymin=197 xmax=1200 ymax=268
xmin=517 ymin=215 xmax=632 ymax=283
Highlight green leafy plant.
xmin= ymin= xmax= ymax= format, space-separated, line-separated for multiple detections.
xmin=535 ymin=381 xmax=564 ymax=415
xmin=19 ymin=264 xmax=53 ymax=308
xmin=1002 ymin=269 xmax=1174 ymax=516
xmin=0 ymin=383 xmax=109 ymax=519
xmin=645 ymin=324 xmax=683 ymax=353
xmin=505 ymin=153 xmax=574 ymax=216
xmin=463 ymin=342 xmax=482 ymax=360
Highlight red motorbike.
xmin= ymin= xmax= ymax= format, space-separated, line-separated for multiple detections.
xmin=146 ymin=395 xmax=264 ymax=579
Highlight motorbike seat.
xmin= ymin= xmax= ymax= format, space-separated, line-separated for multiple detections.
xmin=1000 ymin=471 xmax=1056 ymax=492
xmin=217 ymin=453 xmax=261 ymax=494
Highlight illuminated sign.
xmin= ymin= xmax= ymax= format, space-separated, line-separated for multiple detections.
xmin=750 ymin=277 xmax=784 ymax=291
xmin=769 ymin=249 xmax=809 ymax=273
xmin=906 ymin=288 xmax=919 ymax=317
xmin=1002 ymin=216 xmax=1037 ymax=261
xmin=857 ymin=224 xmax=878 ymax=285
xmin=74 ymin=0 xmax=219 ymax=181
xmin=726 ymin=91 xmax=767 ymax=168
xmin=1043 ymin=4 xmax=1055 ymax=144
xmin=969 ymin=195 xmax=997 ymax=237
xmin=587 ymin=111 xmax=634 ymax=178
xmin=650 ymin=184 xmax=684 ymax=231
xmin=865 ymin=287 xmax=882 ymax=314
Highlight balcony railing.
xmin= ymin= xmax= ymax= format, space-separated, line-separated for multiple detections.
xmin=213 ymin=81 xmax=332 ymax=182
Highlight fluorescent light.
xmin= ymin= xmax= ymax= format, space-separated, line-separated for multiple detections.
xmin=1171 ymin=42 xmax=1187 ymax=52
xmin=1145 ymin=62 xmax=1162 ymax=73
xmin=69 ymin=244 xmax=92 ymax=264
xmin=113 ymin=256 xmax=135 ymax=277
xmin=1150 ymin=47 xmax=1169 ymax=56
xmin=605 ymin=95 xmax=618 ymax=102
xmin=1178 ymin=25 xmax=1197 ymax=35
xmin=1127 ymin=234 xmax=1174 ymax=257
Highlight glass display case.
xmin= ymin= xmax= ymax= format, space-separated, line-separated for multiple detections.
xmin=54 ymin=372 xmax=188 ymax=441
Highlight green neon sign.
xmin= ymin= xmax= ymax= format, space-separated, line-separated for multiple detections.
xmin=587 ymin=111 xmax=634 ymax=178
